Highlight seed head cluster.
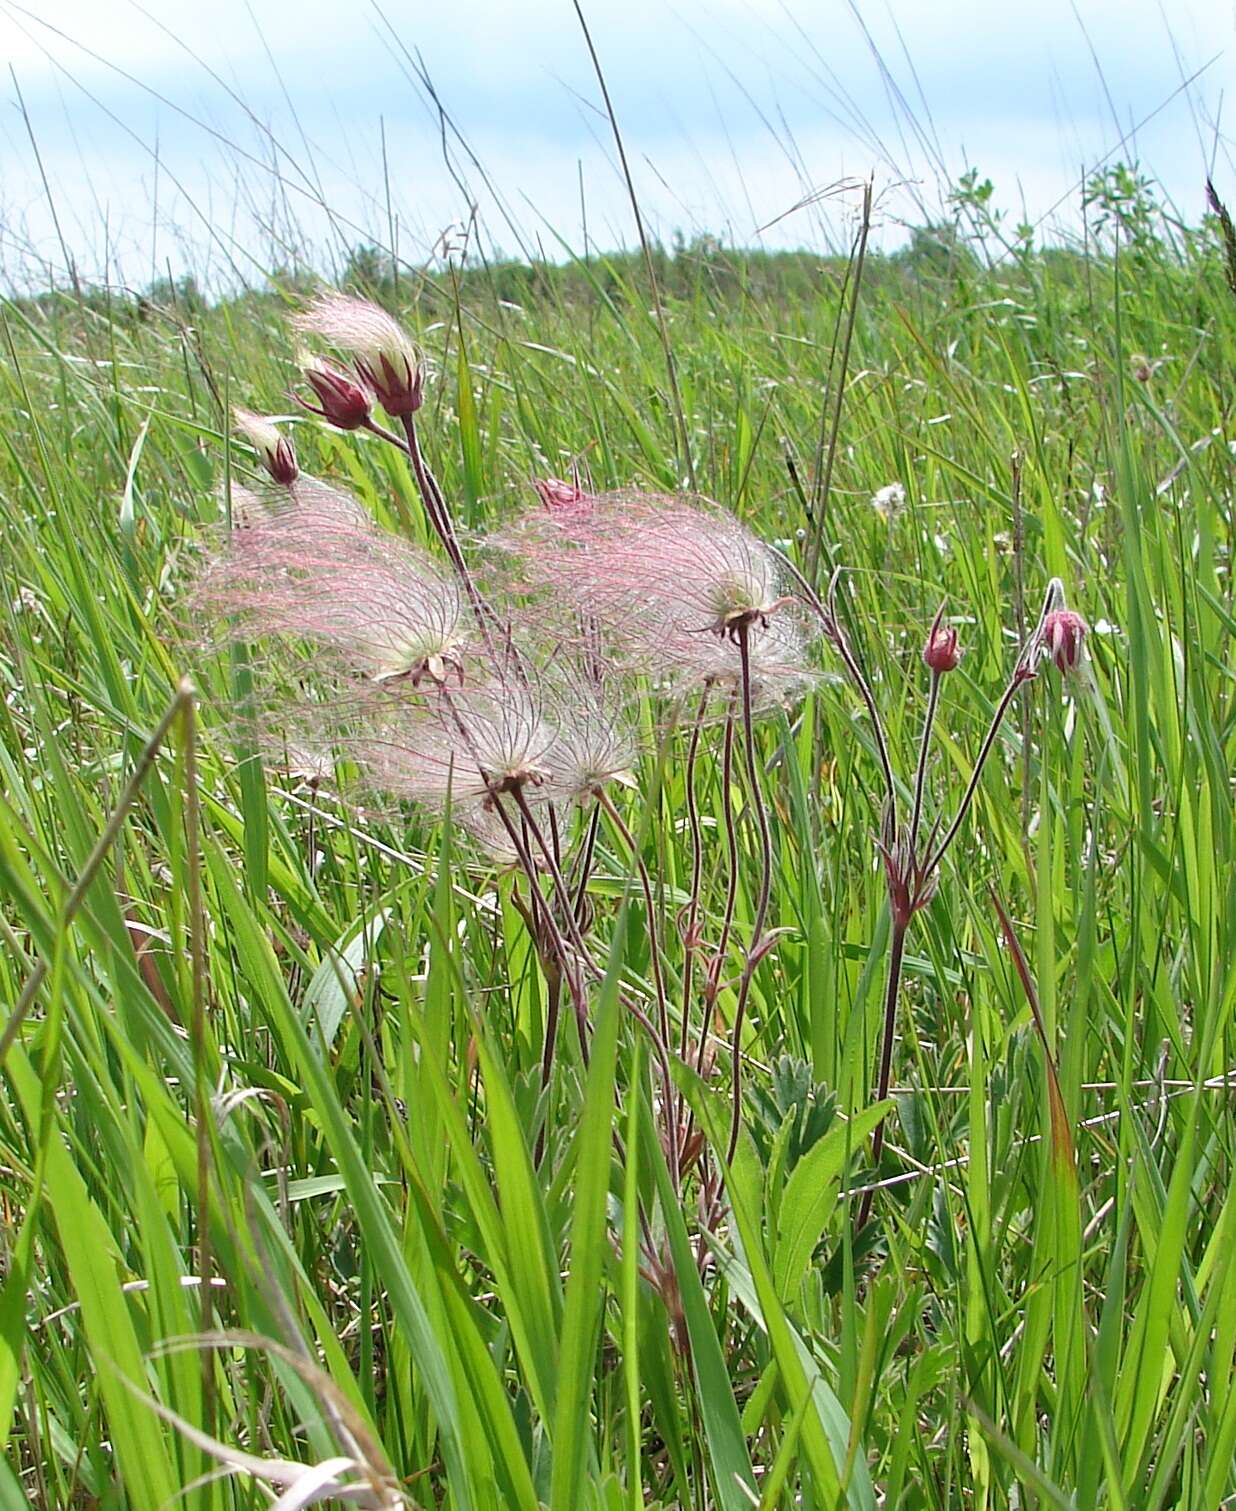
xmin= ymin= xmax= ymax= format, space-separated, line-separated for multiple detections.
xmin=495 ymin=489 xmax=818 ymax=705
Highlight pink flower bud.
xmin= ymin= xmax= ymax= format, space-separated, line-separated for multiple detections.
xmin=1042 ymin=607 xmax=1087 ymax=673
xmin=298 ymin=359 xmax=373 ymax=431
xmin=922 ymin=620 xmax=961 ymax=674
xmin=358 ymin=349 xmax=423 ymax=419
xmin=233 ymin=408 xmax=298 ymax=487
xmin=295 ymin=293 xmax=423 ymax=419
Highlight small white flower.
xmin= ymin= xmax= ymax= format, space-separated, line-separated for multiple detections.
xmin=870 ymin=482 xmax=906 ymax=521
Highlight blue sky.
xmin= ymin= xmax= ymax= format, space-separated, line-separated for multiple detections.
xmin=0 ymin=0 xmax=1231 ymax=289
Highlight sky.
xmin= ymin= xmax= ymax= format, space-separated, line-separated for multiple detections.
xmin=0 ymin=0 xmax=1232 ymax=291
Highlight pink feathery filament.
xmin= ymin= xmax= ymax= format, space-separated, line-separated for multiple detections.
xmin=497 ymin=489 xmax=817 ymax=702
xmin=195 ymin=483 xmax=468 ymax=684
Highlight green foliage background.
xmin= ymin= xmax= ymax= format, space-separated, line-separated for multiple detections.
xmin=2 ymin=175 xmax=1236 ymax=1506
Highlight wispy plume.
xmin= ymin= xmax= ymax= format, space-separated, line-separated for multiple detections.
xmin=496 ymin=488 xmax=818 ymax=704
xmin=195 ymin=484 xmax=469 ymax=685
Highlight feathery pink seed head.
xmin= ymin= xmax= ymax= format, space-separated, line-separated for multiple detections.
xmin=495 ymin=490 xmax=816 ymax=702
xmin=298 ymin=357 xmax=374 ymax=431
xmin=1042 ymin=607 xmax=1087 ymax=674
xmin=197 ymin=489 xmax=470 ymax=684
xmin=233 ymin=408 xmax=298 ymax=487
xmin=295 ymin=292 xmax=423 ymax=418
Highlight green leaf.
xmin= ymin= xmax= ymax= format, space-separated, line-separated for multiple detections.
xmin=549 ymin=912 xmax=627 ymax=1511
xmin=305 ymin=907 xmax=391 ymax=1051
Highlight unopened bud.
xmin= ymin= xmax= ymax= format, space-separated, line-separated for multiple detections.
xmin=922 ymin=614 xmax=962 ymax=674
xmin=1042 ymin=607 xmax=1087 ymax=673
xmin=233 ymin=408 xmax=298 ymax=487
xmin=357 ymin=346 xmax=423 ymax=419
xmin=294 ymin=293 xmax=422 ymax=419
xmin=298 ymin=358 xmax=373 ymax=431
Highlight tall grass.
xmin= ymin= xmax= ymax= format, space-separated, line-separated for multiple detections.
xmin=2 ymin=173 xmax=1236 ymax=1508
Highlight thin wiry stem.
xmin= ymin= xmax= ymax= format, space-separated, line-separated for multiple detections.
xmin=701 ymin=690 xmax=741 ymax=1055
xmin=398 ymin=413 xmax=494 ymax=635
xmin=571 ymin=803 xmax=601 ymax=927
xmin=727 ymin=622 xmax=775 ymax=1164
xmin=596 ymin=787 xmax=681 ymax=1186
xmin=506 ymin=785 xmax=677 ymax=1180
xmin=804 ymin=176 xmax=873 ymax=589
xmin=923 ymin=672 xmax=1030 ymax=880
xmin=680 ymin=683 xmax=710 ymax=1064
xmin=432 ymin=688 xmax=588 ymax=1027
xmin=825 ymin=577 xmax=899 ymax=844
xmin=908 ymin=671 xmax=942 ymax=862
xmin=596 ymin=788 xmax=671 ymax=1071
xmin=855 ymin=917 xmax=908 ymax=1231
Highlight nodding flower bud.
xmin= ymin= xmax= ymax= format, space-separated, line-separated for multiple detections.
xmin=295 ymin=292 xmax=423 ymax=419
xmin=918 ymin=604 xmax=960 ymax=676
xmin=233 ymin=408 xmax=298 ymax=487
xmin=298 ymin=358 xmax=373 ymax=431
xmin=1042 ymin=607 xmax=1087 ymax=674
xmin=922 ymin=618 xmax=962 ymax=674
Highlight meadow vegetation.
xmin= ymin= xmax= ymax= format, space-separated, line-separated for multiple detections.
xmin=2 ymin=168 xmax=1236 ymax=1507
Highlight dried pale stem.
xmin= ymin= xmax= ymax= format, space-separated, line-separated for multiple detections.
xmin=727 ymin=624 xmax=775 ymax=1164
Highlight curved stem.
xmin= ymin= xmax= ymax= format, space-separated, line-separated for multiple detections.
xmin=923 ymin=674 xmax=1026 ymax=880
xmin=433 ymin=689 xmax=589 ymax=1030
xmin=727 ymin=623 xmax=775 ymax=1164
xmin=908 ymin=672 xmax=941 ymax=863
xmin=680 ymin=685 xmax=710 ymax=1063
xmin=571 ymin=803 xmax=601 ymax=926
xmin=596 ymin=789 xmax=671 ymax=1060
xmin=702 ymin=691 xmax=741 ymax=1034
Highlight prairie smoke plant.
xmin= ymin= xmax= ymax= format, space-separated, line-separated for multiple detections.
xmin=196 ymin=487 xmax=469 ymax=686
xmin=289 ymin=290 xmax=494 ymax=637
xmin=232 ymin=408 xmax=298 ymax=487
xmin=297 ymin=356 xmax=374 ymax=431
xmin=1040 ymin=604 xmax=1088 ymax=675
xmin=499 ymin=488 xmax=817 ymax=703
xmin=843 ymin=577 xmax=1076 ymax=1229
xmin=295 ymin=292 xmax=423 ymax=418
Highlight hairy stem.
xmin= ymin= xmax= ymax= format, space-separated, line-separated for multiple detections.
xmin=727 ymin=624 xmax=775 ymax=1164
